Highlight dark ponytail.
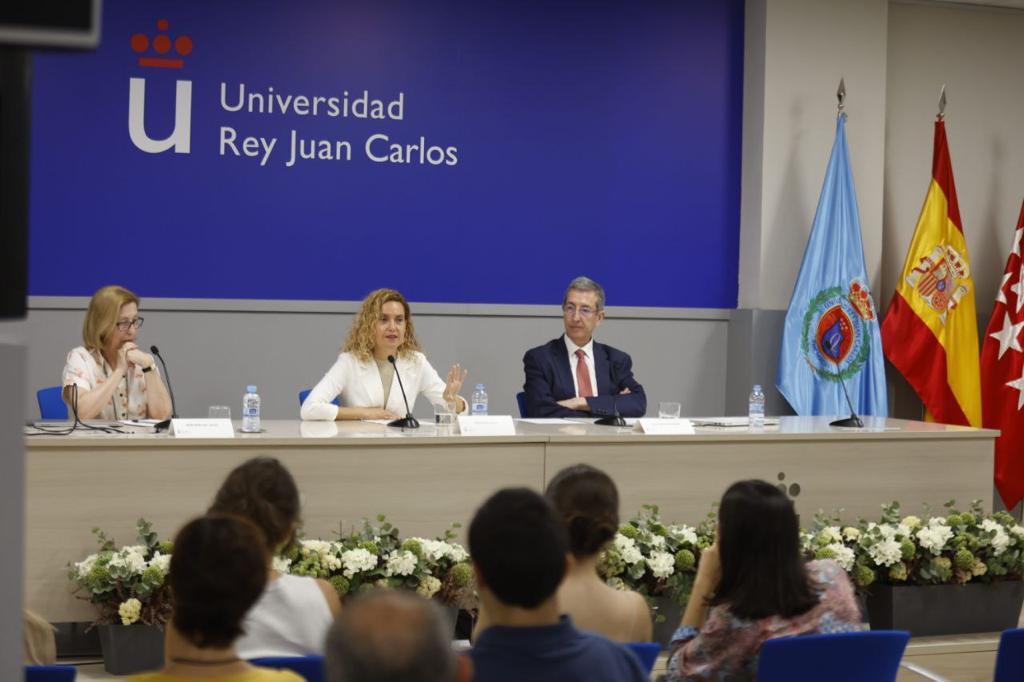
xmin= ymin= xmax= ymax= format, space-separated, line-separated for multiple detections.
xmin=208 ymin=456 xmax=301 ymax=552
xmin=545 ymin=464 xmax=619 ymax=557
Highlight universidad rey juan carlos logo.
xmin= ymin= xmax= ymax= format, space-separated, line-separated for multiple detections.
xmin=127 ymin=18 xmax=193 ymax=155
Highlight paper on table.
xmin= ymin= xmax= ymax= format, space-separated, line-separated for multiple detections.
xmin=361 ymin=419 xmax=394 ymax=425
xmin=691 ymin=417 xmax=780 ymax=427
xmin=518 ymin=418 xmax=578 ymax=424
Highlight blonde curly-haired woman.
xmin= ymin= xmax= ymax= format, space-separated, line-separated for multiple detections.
xmin=300 ymin=288 xmax=467 ymax=421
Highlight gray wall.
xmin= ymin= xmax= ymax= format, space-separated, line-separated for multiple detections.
xmin=0 ymin=332 xmax=25 ymax=679
xmin=18 ymin=298 xmax=730 ymax=420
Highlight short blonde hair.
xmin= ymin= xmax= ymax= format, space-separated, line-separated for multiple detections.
xmin=342 ymin=288 xmax=422 ymax=362
xmin=82 ymin=285 xmax=140 ymax=350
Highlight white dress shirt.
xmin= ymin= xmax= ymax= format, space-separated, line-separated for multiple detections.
xmin=564 ymin=336 xmax=598 ymax=397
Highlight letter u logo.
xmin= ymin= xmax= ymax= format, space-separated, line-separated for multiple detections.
xmin=128 ymin=77 xmax=192 ymax=153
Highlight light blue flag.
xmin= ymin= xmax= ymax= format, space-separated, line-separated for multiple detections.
xmin=776 ymin=114 xmax=887 ymax=416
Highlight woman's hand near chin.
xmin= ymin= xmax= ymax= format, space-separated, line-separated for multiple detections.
xmin=124 ymin=343 xmax=154 ymax=369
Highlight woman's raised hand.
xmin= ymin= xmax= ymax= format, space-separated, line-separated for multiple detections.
xmin=443 ymin=363 xmax=468 ymax=402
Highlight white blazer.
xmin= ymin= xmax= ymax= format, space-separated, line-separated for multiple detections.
xmin=300 ymin=351 xmax=448 ymax=421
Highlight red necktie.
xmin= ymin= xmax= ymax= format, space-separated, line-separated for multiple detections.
xmin=575 ymin=349 xmax=594 ymax=397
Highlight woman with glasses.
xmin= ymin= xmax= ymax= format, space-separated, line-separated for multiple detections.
xmin=61 ymin=285 xmax=172 ymax=420
xmin=301 ymin=288 xmax=467 ymax=421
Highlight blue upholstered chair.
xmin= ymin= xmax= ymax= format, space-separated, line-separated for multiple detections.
xmin=298 ymin=389 xmax=339 ymax=407
xmin=36 ymin=386 xmax=68 ymax=420
xmin=995 ymin=627 xmax=1024 ymax=682
xmin=624 ymin=641 xmax=660 ymax=673
xmin=756 ymin=630 xmax=910 ymax=682
xmin=515 ymin=391 xmax=526 ymax=417
xmin=249 ymin=656 xmax=324 ymax=682
xmin=25 ymin=665 xmax=76 ymax=682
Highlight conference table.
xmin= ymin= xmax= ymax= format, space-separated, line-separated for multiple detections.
xmin=25 ymin=416 xmax=997 ymax=623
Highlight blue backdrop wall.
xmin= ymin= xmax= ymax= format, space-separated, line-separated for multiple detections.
xmin=29 ymin=0 xmax=744 ymax=307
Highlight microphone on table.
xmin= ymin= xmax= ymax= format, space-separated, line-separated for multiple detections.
xmin=150 ymin=345 xmax=178 ymax=430
xmin=594 ymin=393 xmax=627 ymax=427
xmin=827 ymin=352 xmax=863 ymax=429
xmin=387 ymin=355 xmax=420 ymax=429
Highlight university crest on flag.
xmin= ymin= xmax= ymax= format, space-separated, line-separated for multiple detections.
xmin=801 ymin=280 xmax=876 ymax=382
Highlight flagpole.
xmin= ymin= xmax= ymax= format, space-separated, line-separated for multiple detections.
xmin=937 ymin=84 xmax=946 ymax=121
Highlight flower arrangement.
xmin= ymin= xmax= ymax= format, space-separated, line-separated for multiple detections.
xmin=279 ymin=515 xmax=475 ymax=609
xmin=68 ymin=519 xmax=173 ymax=627
xmin=597 ymin=504 xmax=715 ymax=609
xmin=802 ymin=501 xmax=1024 ymax=589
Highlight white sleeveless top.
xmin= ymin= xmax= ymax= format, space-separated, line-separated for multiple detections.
xmin=235 ymin=574 xmax=334 ymax=658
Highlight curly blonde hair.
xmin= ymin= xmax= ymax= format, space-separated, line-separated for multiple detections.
xmin=342 ymin=288 xmax=422 ymax=362
xmin=82 ymin=285 xmax=140 ymax=351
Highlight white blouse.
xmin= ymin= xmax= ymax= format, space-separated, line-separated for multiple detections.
xmin=235 ymin=574 xmax=334 ymax=658
xmin=61 ymin=346 xmax=159 ymax=420
xmin=301 ymin=351 xmax=450 ymax=421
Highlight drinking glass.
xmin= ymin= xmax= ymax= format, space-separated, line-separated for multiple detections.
xmin=208 ymin=405 xmax=232 ymax=420
xmin=434 ymin=402 xmax=457 ymax=429
xmin=658 ymin=401 xmax=681 ymax=419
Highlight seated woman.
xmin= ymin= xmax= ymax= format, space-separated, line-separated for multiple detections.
xmin=208 ymin=457 xmax=341 ymax=658
xmin=545 ymin=464 xmax=652 ymax=643
xmin=129 ymin=515 xmax=303 ymax=681
xmin=300 ymin=288 xmax=467 ymax=421
xmin=666 ymin=480 xmax=864 ymax=681
xmin=61 ymin=285 xmax=172 ymax=420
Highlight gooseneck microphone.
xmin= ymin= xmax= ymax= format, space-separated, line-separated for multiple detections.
xmin=594 ymin=393 xmax=627 ymax=427
xmin=387 ymin=355 xmax=420 ymax=429
xmin=828 ymin=356 xmax=864 ymax=428
xmin=150 ymin=345 xmax=178 ymax=429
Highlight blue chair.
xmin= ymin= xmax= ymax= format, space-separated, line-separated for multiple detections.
xmin=298 ymin=389 xmax=339 ymax=407
xmin=36 ymin=386 xmax=68 ymax=420
xmin=756 ymin=630 xmax=910 ymax=682
xmin=515 ymin=391 xmax=526 ymax=417
xmin=624 ymin=641 xmax=660 ymax=674
xmin=995 ymin=627 xmax=1024 ymax=682
xmin=25 ymin=665 xmax=76 ymax=681
xmin=250 ymin=656 xmax=324 ymax=682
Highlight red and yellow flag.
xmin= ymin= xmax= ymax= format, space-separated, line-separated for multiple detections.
xmin=881 ymin=120 xmax=981 ymax=426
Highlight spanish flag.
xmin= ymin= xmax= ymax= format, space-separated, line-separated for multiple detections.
xmin=881 ymin=119 xmax=981 ymax=426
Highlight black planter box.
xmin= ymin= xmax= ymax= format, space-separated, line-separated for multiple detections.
xmin=97 ymin=623 xmax=164 ymax=675
xmin=865 ymin=581 xmax=1024 ymax=636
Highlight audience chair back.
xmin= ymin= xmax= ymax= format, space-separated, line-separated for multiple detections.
xmin=36 ymin=387 xmax=67 ymax=420
xmin=756 ymin=630 xmax=909 ymax=682
xmin=298 ymin=389 xmax=339 ymax=407
xmin=995 ymin=627 xmax=1024 ymax=682
xmin=624 ymin=642 xmax=660 ymax=673
xmin=25 ymin=665 xmax=76 ymax=682
xmin=515 ymin=391 xmax=526 ymax=417
xmin=249 ymin=655 xmax=325 ymax=682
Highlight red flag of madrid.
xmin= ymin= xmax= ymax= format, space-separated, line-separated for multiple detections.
xmin=982 ymin=200 xmax=1024 ymax=509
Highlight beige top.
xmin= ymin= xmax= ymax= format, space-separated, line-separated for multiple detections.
xmin=375 ymin=357 xmax=395 ymax=408
xmin=61 ymin=346 xmax=159 ymax=420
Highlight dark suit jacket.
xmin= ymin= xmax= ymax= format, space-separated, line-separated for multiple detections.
xmin=522 ymin=336 xmax=646 ymax=418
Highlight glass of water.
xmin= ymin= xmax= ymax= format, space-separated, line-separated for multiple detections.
xmin=434 ymin=402 xmax=456 ymax=430
xmin=208 ymin=405 xmax=232 ymax=420
xmin=658 ymin=401 xmax=681 ymax=419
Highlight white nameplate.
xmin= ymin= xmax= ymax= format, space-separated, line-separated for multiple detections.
xmin=635 ymin=418 xmax=695 ymax=435
xmin=457 ymin=415 xmax=516 ymax=436
xmin=171 ymin=418 xmax=235 ymax=438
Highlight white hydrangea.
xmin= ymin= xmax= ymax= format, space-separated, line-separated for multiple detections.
xmin=109 ymin=547 xmax=147 ymax=575
xmin=928 ymin=517 xmax=949 ymax=529
xmin=819 ymin=526 xmax=843 ymax=544
xmin=842 ymin=527 xmax=861 ymax=542
xmin=916 ymin=525 xmax=953 ymax=555
xmin=75 ymin=553 xmax=99 ymax=579
xmin=981 ymin=519 xmax=1011 ymax=556
xmin=148 ymin=552 xmax=171 ymax=575
xmin=1012 ymin=525 xmax=1024 ymax=539
xmin=902 ymin=516 xmax=922 ymax=531
xmin=417 ymin=576 xmax=442 ymax=598
xmin=867 ymin=538 xmax=903 ymax=567
xmin=118 ymin=598 xmax=142 ymax=625
xmin=649 ymin=535 xmax=666 ymax=549
xmin=647 ymin=551 xmax=675 ymax=579
xmin=385 ymin=550 xmax=418 ymax=577
xmin=272 ymin=555 xmax=293 ymax=573
xmin=614 ymin=535 xmax=643 ymax=565
xmin=341 ymin=548 xmax=377 ymax=578
xmin=825 ymin=543 xmax=855 ymax=571
xmin=302 ymin=539 xmax=334 ymax=557
xmin=896 ymin=524 xmax=913 ymax=539
xmin=411 ymin=538 xmax=468 ymax=564
xmin=674 ymin=525 xmax=699 ymax=546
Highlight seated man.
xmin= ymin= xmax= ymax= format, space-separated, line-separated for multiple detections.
xmin=523 ymin=276 xmax=646 ymax=417
xmin=324 ymin=590 xmax=470 ymax=682
xmin=469 ymin=488 xmax=647 ymax=682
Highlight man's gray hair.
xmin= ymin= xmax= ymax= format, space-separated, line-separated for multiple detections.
xmin=325 ymin=590 xmax=457 ymax=682
xmin=562 ymin=276 xmax=606 ymax=310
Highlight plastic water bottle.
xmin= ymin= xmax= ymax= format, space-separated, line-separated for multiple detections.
xmin=471 ymin=384 xmax=488 ymax=416
xmin=748 ymin=384 xmax=766 ymax=429
xmin=241 ymin=385 xmax=261 ymax=433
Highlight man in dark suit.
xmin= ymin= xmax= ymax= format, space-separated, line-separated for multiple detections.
xmin=522 ymin=276 xmax=646 ymax=418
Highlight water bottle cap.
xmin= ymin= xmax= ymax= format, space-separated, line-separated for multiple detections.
xmin=753 ymin=384 xmax=762 ymax=391
xmin=247 ymin=385 xmax=257 ymax=393
xmin=475 ymin=384 xmax=485 ymax=390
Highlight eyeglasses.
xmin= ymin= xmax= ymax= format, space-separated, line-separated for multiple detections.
xmin=115 ymin=317 xmax=144 ymax=331
xmin=563 ymin=305 xmax=598 ymax=318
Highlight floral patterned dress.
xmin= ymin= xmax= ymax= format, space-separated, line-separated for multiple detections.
xmin=666 ymin=559 xmax=865 ymax=681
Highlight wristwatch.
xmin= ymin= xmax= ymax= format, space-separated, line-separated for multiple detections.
xmin=142 ymin=365 xmax=153 ymax=373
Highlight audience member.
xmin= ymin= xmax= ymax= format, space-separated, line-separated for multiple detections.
xmin=469 ymin=488 xmax=646 ymax=682
xmin=129 ymin=515 xmax=302 ymax=681
xmin=325 ymin=590 xmax=470 ymax=682
xmin=667 ymin=480 xmax=864 ymax=681
xmin=545 ymin=464 xmax=652 ymax=642
xmin=209 ymin=456 xmax=341 ymax=657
